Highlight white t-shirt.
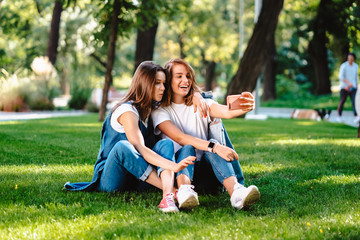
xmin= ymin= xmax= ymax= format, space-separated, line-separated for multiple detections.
xmin=110 ymin=101 xmax=148 ymax=133
xmin=339 ymin=61 xmax=359 ymax=89
xmin=151 ymin=99 xmax=215 ymax=160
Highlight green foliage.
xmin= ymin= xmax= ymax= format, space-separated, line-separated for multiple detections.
xmin=0 ymin=1 xmax=45 ymax=71
xmin=1 ymin=0 xmax=359 ymax=106
xmin=261 ymin=89 xmax=353 ymax=111
xmin=155 ymin=0 xmax=243 ymax=85
xmin=276 ymin=0 xmax=360 ymax=95
xmin=0 ymin=67 xmax=61 ymax=111
xmin=0 ymin=115 xmax=359 ymax=239
xmin=68 ymin=65 xmax=94 ymax=110
xmin=86 ymin=101 xmax=100 ymax=112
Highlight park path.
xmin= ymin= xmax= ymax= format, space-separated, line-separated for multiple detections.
xmin=245 ymin=107 xmax=358 ymax=128
xmin=0 ymin=110 xmax=88 ymax=122
xmin=0 ymin=108 xmax=358 ymax=128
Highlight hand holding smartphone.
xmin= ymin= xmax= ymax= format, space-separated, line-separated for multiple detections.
xmin=227 ymin=92 xmax=255 ymax=110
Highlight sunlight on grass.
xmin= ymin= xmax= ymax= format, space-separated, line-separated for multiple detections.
xmin=241 ymin=163 xmax=288 ymax=175
xmin=294 ymin=121 xmax=319 ymax=126
xmin=273 ymin=138 xmax=360 ymax=147
xmin=0 ymin=164 xmax=93 ymax=175
xmin=0 ymin=121 xmax=24 ymax=125
xmin=1 ymin=117 xmax=359 ymax=239
xmin=303 ymin=174 xmax=360 ymax=185
xmin=59 ymin=123 xmax=101 ymax=128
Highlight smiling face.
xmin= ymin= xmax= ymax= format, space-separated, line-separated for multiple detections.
xmin=152 ymin=71 xmax=166 ymax=102
xmin=170 ymin=64 xmax=192 ymax=103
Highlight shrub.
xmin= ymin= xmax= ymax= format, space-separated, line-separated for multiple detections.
xmin=0 ymin=68 xmax=29 ymax=112
xmin=68 ymin=64 xmax=94 ymax=110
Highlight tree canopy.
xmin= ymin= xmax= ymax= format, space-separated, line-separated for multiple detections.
xmin=1 ymin=0 xmax=360 ymax=113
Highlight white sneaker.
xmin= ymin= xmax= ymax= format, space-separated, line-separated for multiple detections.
xmin=230 ymin=184 xmax=260 ymax=210
xmin=354 ymin=116 xmax=360 ymax=123
xmin=177 ymin=184 xmax=199 ymax=209
xmin=336 ymin=116 xmax=343 ymax=123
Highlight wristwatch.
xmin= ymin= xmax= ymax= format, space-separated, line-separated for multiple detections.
xmin=207 ymin=141 xmax=215 ymax=152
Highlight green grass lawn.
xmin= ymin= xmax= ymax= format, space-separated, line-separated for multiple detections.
xmin=1 ymin=114 xmax=359 ymax=239
xmin=260 ymin=92 xmax=354 ymax=110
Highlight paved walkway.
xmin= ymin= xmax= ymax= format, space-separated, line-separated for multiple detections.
xmin=0 ymin=110 xmax=89 ymax=122
xmin=246 ymin=107 xmax=359 ymax=128
xmin=0 ymin=108 xmax=358 ymax=128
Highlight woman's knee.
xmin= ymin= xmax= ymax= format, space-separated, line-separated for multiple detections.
xmin=178 ymin=144 xmax=196 ymax=157
xmin=113 ymin=141 xmax=137 ymax=157
xmin=154 ymin=139 xmax=174 ymax=160
xmin=157 ymin=139 xmax=174 ymax=150
xmin=182 ymin=144 xmax=195 ymax=153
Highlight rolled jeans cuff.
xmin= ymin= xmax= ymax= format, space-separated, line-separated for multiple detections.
xmin=140 ymin=165 xmax=154 ymax=181
xmin=157 ymin=167 xmax=165 ymax=177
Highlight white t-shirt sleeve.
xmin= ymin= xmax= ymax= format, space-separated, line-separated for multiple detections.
xmin=151 ymin=107 xmax=172 ymax=135
xmin=205 ymin=98 xmax=216 ymax=108
xmin=110 ymin=103 xmax=139 ymax=133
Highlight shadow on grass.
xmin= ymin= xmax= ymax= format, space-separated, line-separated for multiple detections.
xmin=1 ymin=160 xmax=359 ymax=218
xmin=1 ymin=117 xmax=359 ymax=238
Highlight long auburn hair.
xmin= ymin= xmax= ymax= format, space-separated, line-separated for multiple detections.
xmin=162 ymin=58 xmax=200 ymax=107
xmin=113 ymin=61 xmax=168 ymax=121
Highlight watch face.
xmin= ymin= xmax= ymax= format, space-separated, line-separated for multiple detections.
xmin=208 ymin=142 xmax=215 ymax=148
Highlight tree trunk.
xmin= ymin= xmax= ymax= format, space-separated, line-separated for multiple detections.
xmin=60 ymin=68 xmax=70 ymax=95
xmin=98 ymin=0 xmax=120 ymax=122
xmin=179 ymin=33 xmax=186 ymax=59
xmin=226 ymin=0 xmax=283 ymax=101
xmin=46 ymin=0 xmax=63 ymax=65
xmin=90 ymin=52 xmax=113 ymax=85
xmin=134 ymin=21 xmax=158 ymax=71
xmin=307 ymin=0 xmax=331 ymax=95
xmin=262 ymin=34 xmax=277 ymax=101
xmin=205 ymin=61 xmax=217 ymax=91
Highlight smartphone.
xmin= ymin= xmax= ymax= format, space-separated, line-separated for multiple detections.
xmin=227 ymin=94 xmax=243 ymax=110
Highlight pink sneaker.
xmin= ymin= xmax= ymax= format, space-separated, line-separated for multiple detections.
xmin=158 ymin=193 xmax=179 ymax=213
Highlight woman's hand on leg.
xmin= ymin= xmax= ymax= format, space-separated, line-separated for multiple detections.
xmin=173 ymin=156 xmax=196 ymax=173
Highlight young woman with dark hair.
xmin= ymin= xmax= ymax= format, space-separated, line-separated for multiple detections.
xmin=64 ymin=61 xmax=196 ymax=213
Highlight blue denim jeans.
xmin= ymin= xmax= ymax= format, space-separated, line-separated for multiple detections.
xmin=98 ymin=139 xmax=175 ymax=192
xmin=175 ymin=144 xmax=236 ymax=191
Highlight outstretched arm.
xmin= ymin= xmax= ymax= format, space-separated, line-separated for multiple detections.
xmin=119 ymin=112 xmax=195 ymax=172
xmin=209 ymin=92 xmax=255 ymax=119
xmin=157 ymin=120 xmax=238 ymax=161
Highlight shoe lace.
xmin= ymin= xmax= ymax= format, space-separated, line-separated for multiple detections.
xmin=181 ymin=185 xmax=197 ymax=195
xmin=183 ymin=184 xmax=194 ymax=190
xmin=165 ymin=193 xmax=176 ymax=206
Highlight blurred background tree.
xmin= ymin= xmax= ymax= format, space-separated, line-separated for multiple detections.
xmin=0 ymin=0 xmax=359 ymax=115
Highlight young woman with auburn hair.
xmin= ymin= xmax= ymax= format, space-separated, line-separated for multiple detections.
xmin=152 ymin=58 xmax=260 ymax=210
xmin=64 ymin=61 xmax=196 ymax=213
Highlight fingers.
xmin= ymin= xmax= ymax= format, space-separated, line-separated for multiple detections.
xmin=181 ymin=156 xmax=196 ymax=165
xmin=233 ymin=151 xmax=239 ymax=161
xmin=239 ymin=96 xmax=254 ymax=103
xmin=196 ymin=100 xmax=209 ymax=118
xmin=201 ymin=101 xmax=209 ymax=118
xmin=185 ymin=156 xmax=196 ymax=161
xmin=224 ymin=152 xmax=237 ymax=162
xmin=241 ymin=92 xmax=254 ymax=99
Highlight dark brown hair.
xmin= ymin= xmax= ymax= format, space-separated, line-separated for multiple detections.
xmin=113 ymin=61 xmax=167 ymax=121
xmin=162 ymin=58 xmax=200 ymax=107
